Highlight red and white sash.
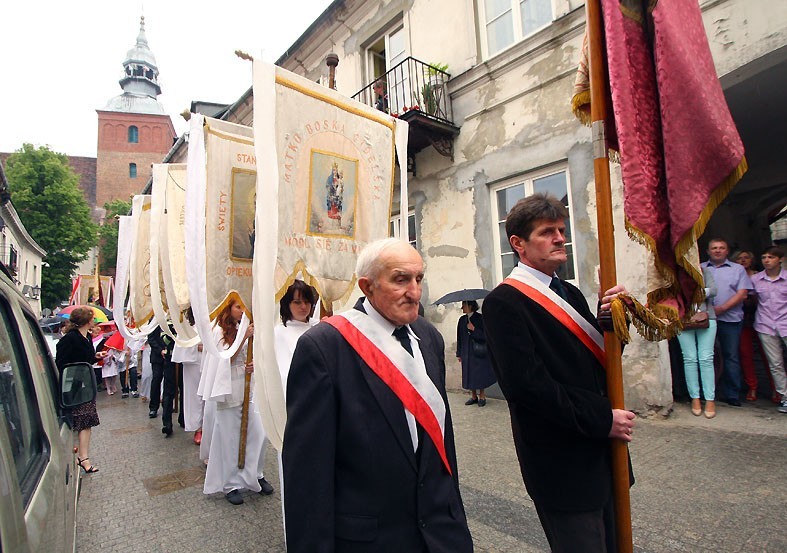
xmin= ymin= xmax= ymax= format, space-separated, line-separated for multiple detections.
xmin=503 ymin=266 xmax=606 ymax=366
xmin=324 ymin=310 xmax=451 ymax=475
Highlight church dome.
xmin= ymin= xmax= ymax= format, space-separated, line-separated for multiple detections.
xmin=124 ymin=17 xmax=158 ymax=70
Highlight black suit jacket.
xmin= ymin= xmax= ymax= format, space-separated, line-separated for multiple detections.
xmin=483 ymin=279 xmax=621 ymax=512
xmin=147 ymin=326 xmax=172 ymax=365
xmin=283 ymin=301 xmax=473 ymax=553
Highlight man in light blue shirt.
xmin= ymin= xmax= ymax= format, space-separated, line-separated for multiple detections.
xmin=702 ymin=238 xmax=753 ymax=406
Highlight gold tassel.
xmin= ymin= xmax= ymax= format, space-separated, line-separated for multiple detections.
xmin=611 ymin=298 xmax=631 ymax=344
xmin=571 ymin=91 xmax=592 ymax=126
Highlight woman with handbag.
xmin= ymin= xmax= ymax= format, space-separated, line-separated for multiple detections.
xmin=677 ymin=266 xmax=718 ymax=418
xmin=456 ymin=300 xmax=497 ymax=407
xmin=56 ymin=306 xmax=105 ymax=473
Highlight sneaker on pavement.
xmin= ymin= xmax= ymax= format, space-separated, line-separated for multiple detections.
xmin=778 ymin=399 xmax=787 ymax=414
xmin=121 ymin=392 xmax=129 ymax=398
xmin=132 ymin=390 xmax=140 ymax=398
xmin=225 ymin=489 xmax=244 ymax=505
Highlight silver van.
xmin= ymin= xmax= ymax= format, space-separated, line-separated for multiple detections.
xmin=0 ymin=262 xmax=97 ymax=552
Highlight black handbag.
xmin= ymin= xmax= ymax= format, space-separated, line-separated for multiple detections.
xmin=470 ymin=337 xmax=487 ymax=358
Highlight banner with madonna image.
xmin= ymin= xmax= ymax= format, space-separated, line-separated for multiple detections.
xmin=251 ymin=59 xmax=409 ymax=450
xmin=185 ymin=116 xmax=255 ymax=359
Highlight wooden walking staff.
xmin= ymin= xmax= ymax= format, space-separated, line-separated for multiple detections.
xmin=585 ymin=0 xmax=633 ymax=551
xmin=237 ymin=331 xmax=253 ymax=469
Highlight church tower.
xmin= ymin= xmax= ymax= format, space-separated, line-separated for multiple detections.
xmin=95 ymin=16 xmax=176 ymax=209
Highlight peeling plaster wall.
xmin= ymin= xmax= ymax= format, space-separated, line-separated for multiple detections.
xmin=407 ymin=0 xmax=477 ymax=75
xmin=701 ymin=0 xmax=787 ymax=79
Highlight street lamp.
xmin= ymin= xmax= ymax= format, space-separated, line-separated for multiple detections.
xmin=31 ymin=285 xmax=41 ymax=299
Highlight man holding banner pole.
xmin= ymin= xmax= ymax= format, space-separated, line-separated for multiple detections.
xmin=483 ymin=194 xmax=635 ymax=552
xmin=283 ymin=238 xmax=473 ymax=553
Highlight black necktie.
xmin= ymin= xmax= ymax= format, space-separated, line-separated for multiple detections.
xmin=392 ymin=326 xmax=413 ymax=357
xmin=550 ymin=276 xmax=567 ymax=301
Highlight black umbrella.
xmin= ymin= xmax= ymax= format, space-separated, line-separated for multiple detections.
xmin=38 ymin=316 xmax=64 ymax=334
xmin=432 ymin=288 xmax=491 ymax=305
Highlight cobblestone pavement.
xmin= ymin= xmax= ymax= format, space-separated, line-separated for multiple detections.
xmin=77 ymin=390 xmax=786 ymax=552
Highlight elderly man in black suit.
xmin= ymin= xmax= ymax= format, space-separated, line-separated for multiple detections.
xmin=283 ymin=238 xmax=473 ymax=553
xmin=483 ymin=193 xmax=635 ymax=552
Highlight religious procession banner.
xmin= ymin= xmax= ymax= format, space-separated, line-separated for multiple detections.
xmin=149 ymin=163 xmax=183 ymax=343
xmin=153 ymin=163 xmax=200 ymax=346
xmin=251 ymin=59 xmax=409 ymax=449
xmin=69 ymin=275 xmax=113 ymax=307
xmin=129 ymin=195 xmax=155 ymax=327
xmin=571 ymin=0 xmax=746 ymax=340
xmin=112 ymin=210 xmax=158 ymax=341
xmin=185 ymin=115 xmax=254 ymax=359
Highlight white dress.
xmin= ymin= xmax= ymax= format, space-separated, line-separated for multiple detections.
xmin=102 ymin=348 xmax=122 ymax=379
xmin=273 ymin=320 xmax=315 ymax=397
xmin=201 ymin=327 xmax=269 ymax=495
xmin=172 ymin=340 xmax=204 ymax=432
xmin=139 ymin=346 xmax=153 ymax=399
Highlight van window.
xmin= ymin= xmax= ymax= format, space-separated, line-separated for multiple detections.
xmin=0 ymin=298 xmax=49 ymax=505
xmin=25 ymin=314 xmax=62 ymax=421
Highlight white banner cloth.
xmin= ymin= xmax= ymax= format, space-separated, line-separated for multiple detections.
xmin=185 ymin=115 xmax=251 ymax=360
xmin=251 ymin=60 xmax=408 ymax=450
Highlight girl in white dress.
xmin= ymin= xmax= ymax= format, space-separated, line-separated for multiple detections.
xmin=274 ymin=280 xmax=319 ymax=395
xmin=101 ymin=344 xmax=122 ymax=395
xmin=200 ymin=298 xmax=273 ymax=505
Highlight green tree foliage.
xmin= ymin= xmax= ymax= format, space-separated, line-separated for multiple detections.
xmin=5 ymin=144 xmax=98 ymax=308
xmin=98 ymin=198 xmax=132 ymax=274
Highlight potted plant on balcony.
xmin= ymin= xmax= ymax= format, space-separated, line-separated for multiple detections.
xmin=421 ymin=62 xmax=448 ymax=117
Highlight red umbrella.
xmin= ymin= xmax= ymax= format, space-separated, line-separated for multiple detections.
xmin=103 ymin=331 xmax=125 ymax=352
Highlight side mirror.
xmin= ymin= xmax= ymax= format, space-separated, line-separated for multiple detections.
xmin=60 ymin=362 xmax=97 ymax=409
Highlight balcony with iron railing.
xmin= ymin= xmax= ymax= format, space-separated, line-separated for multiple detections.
xmin=353 ymin=57 xmax=460 ymax=172
xmin=0 ymin=245 xmax=18 ymax=275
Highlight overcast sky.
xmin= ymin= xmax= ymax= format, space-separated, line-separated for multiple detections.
xmin=1 ymin=0 xmax=334 ymax=158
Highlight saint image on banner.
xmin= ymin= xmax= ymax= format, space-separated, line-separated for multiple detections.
xmin=230 ymin=168 xmax=257 ymax=261
xmin=308 ymin=150 xmax=358 ymax=238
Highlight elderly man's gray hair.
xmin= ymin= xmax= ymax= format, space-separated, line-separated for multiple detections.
xmin=355 ymin=238 xmax=410 ymax=282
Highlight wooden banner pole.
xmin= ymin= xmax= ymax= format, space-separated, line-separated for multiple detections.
xmin=237 ymin=334 xmax=253 ymax=469
xmin=586 ymin=0 xmax=633 ymax=551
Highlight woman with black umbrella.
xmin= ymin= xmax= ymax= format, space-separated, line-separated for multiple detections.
xmin=456 ymin=300 xmax=497 ymax=406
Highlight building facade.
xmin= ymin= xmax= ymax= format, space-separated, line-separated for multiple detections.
xmin=0 ymin=165 xmax=45 ymax=316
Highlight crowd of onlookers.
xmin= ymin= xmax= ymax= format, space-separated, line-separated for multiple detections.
xmin=675 ymin=239 xmax=787 ymax=417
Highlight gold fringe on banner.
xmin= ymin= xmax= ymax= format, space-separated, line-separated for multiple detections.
xmin=610 ymin=294 xmax=682 ymax=344
xmin=673 ymin=156 xmax=748 ymax=283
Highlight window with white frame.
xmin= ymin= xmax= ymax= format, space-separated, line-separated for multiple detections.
xmin=490 ymin=167 xmax=576 ymax=283
xmin=366 ymin=24 xmax=410 ymax=114
xmin=480 ymin=0 xmax=554 ymax=58
xmin=390 ymin=211 xmax=417 ymax=249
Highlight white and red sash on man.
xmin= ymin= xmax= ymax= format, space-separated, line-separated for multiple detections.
xmin=324 ymin=310 xmax=451 ymax=474
xmin=503 ymin=266 xmax=606 ymax=367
